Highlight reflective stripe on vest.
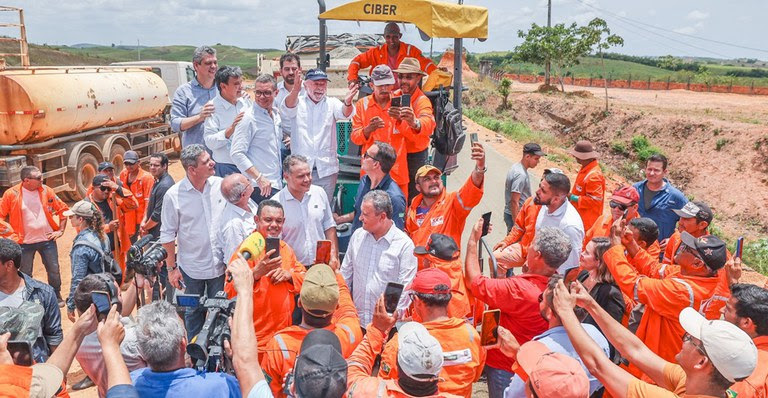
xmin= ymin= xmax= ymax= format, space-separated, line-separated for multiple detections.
xmin=274 ymin=334 xmax=290 ymax=360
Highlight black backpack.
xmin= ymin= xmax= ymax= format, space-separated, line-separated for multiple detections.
xmin=73 ymin=238 xmax=123 ymax=284
xmin=431 ymin=89 xmax=466 ymax=156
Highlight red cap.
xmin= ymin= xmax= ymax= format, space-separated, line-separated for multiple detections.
xmin=408 ymin=268 xmax=451 ymax=295
xmin=610 ymin=185 xmax=639 ymax=205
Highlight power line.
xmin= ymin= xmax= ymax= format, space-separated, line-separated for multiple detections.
xmin=607 ymin=17 xmax=695 ymax=57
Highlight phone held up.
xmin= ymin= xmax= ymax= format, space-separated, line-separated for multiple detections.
xmin=90 ymin=291 xmax=111 ymax=322
xmin=384 ymin=282 xmax=405 ymax=314
xmin=315 ymin=240 xmax=332 ymax=266
xmin=481 ymin=211 xmax=492 ymax=237
xmin=266 ymin=237 xmax=280 ymax=260
xmin=480 ymin=309 xmax=501 ymax=346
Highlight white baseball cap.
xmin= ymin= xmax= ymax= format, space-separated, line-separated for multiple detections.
xmin=397 ymin=322 xmax=443 ymax=381
xmin=679 ymin=307 xmax=757 ymax=382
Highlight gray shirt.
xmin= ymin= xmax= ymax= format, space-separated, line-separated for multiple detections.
xmin=504 ymin=162 xmax=531 ymax=215
xmin=170 ymin=78 xmax=218 ymax=148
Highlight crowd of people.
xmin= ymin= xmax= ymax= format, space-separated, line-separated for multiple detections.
xmin=0 ymin=22 xmax=766 ymax=398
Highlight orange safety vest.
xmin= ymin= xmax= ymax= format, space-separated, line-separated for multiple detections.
xmin=414 ymin=256 xmax=471 ymax=320
xmin=347 ymin=42 xmax=437 ymax=82
xmin=119 ymin=167 xmax=155 ymax=236
xmin=499 ymin=197 xmax=541 ymax=259
xmin=729 ymin=336 xmax=768 ymax=398
xmin=0 ymin=184 xmax=68 ymax=244
xmin=395 ymin=88 xmax=435 ymax=153
xmin=571 ymin=160 xmax=606 ymax=231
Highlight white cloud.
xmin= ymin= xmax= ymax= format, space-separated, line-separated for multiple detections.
xmin=686 ymin=10 xmax=710 ymax=20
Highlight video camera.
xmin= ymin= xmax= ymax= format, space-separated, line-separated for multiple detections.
xmin=177 ymin=291 xmax=237 ymax=373
xmin=127 ymin=235 xmax=168 ymax=278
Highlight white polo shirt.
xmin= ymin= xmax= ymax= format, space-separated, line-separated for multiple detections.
xmin=203 ymin=94 xmax=251 ymax=165
xmin=272 ymin=184 xmax=336 ymax=265
xmin=535 ymin=201 xmax=585 ymax=274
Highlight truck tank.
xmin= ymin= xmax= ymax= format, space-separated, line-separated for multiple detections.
xmin=0 ymin=67 xmax=168 ymax=145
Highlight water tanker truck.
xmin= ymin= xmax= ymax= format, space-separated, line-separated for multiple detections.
xmin=0 ymin=66 xmax=178 ymax=200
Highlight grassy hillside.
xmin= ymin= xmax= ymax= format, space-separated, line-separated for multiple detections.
xmin=0 ymin=41 xmax=113 ymax=66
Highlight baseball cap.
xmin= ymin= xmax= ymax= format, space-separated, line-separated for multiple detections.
xmin=679 ymin=307 xmax=757 ymax=383
xmin=294 ymin=330 xmax=348 ymax=398
xmin=371 ymin=65 xmax=396 ymax=86
xmin=123 ymin=150 xmax=139 ymax=164
xmin=63 ymin=201 xmax=96 ymax=218
xmin=523 ymin=143 xmax=547 ymax=156
xmin=305 ymin=68 xmax=331 ymax=81
xmin=92 ymin=174 xmax=111 ymax=187
xmin=610 ymin=185 xmax=640 ymax=205
xmin=408 ymin=268 xmax=452 ymax=295
xmin=679 ymin=232 xmax=728 ymax=271
xmin=415 ymin=164 xmax=442 ymax=180
xmin=413 ymin=234 xmax=459 ymax=261
xmin=28 ymin=363 xmax=64 ymax=398
xmin=300 ymin=264 xmax=339 ymax=317
xmin=672 ymin=201 xmax=714 ymax=224
xmin=516 ymin=341 xmax=589 ymax=398
xmin=97 ymin=161 xmax=115 ymax=172
xmin=397 ymin=322 xmax=443 ymax=381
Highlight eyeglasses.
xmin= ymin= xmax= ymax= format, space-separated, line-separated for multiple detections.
xmin=99 ymin=186 xmax=112 ymax=192
xmin=362 ymin=152 xmax=379 ymax=162
xmin=25 ymin=175 xmax=42 ymax=181
xmin=253 ymin=90 xmax=274 ymax=97
xmin=609 ymin=201 xmax=629 ymax=211
xmin=682 ymin=333 xmax=706 ymax=355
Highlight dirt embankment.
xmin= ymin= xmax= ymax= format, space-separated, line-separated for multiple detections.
xmin=467 ymin=79 xmax=768 ymax=244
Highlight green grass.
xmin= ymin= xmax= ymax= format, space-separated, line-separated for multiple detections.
xmin=743 ymin=239 xmax=768 ymax=274
xmin=630 ymin=135 xmax=664 ymax=162
xmin=464 ymin=107 xmax=559 ymax=147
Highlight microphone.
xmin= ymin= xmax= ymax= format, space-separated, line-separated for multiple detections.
xmin=226 ymin=231 xmax=265 ymax=282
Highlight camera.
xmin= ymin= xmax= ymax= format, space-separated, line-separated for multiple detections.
xmin=178 ymin=291 xmax=237 ymax=373
xmin=127 ymin=235 xmax=167 ymax=278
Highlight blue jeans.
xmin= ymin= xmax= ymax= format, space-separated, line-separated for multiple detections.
xmin=503 ymin=212 xmax=515 ymax=233
xmin=486 ymin=365 xmax=514 ymax=398
xmin=180 ymin=268 xmax=225 ymax=339
xmin=20 ymin=240 xmax=62 ymax=296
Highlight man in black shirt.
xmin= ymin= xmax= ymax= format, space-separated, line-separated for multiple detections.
xmin=141 ymin=153 xmax=175 ymax=239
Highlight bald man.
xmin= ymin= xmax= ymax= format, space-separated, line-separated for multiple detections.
xmin=214 ymin=173 xmax=258 ymax=263
xmin=347 ymin=22 xmax=437 ymax=84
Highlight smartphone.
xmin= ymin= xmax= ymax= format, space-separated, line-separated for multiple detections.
xmin=401 ymin=93 xmax=411 ymax=107
xmin=266 ymin=237 xmax=280 ymax=260
xmin=7 ymin=341 xmax=32 ymax=366
xmin=480 ymin=309 xmax=501 ymax=346
xmin=481 ymin=211 xmax=492 ymax=237
xmin=735 ymin=237 xmax=744 ymax=259
xmin=175 ymin=294 xmax=201 ymax=308
xmin=470 ymin=132 xmax=479 ymax=144
xmin=383 ymin=282 xmax=405 ymax=314
xmin=390 ymin=96 xmax=401 ymax=107
xmin=91 ymin=291 xmax=111 ymax=321
xmin=315 ymin=240 xmax=332 ymax=265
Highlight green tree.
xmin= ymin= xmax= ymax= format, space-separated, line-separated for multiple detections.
xmin=513 ymin=22 xmax=587 ymax=91
xmin=579 ymin=18 xmax=624 ymax=112
xmin=498 ymin=78 xmax=511 ymax=109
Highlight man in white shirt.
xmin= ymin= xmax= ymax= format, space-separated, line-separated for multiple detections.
xmin=214 ymin=173 xmax=257 ymax=264
xmin=204 ymin=65 xmax=251 ymax=177
xmin=275 ymin=53 xmax=304 ymax=158
xmin=231 ymin=74 xmax=283 ymax=204
xmin=533 ymin=169 xmax=584 ymax=275
xmin=160 ymin=144 xmax=227 ymax=337
xmin=272 ymin=155 xmax=339 ymax=270
xmin=280 ymin=68 xmax=358 ymax=201
xmin=340 ymin=190 xmax=417 ymax=327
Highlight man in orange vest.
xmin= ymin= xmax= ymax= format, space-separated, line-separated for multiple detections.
xmin=568 ymin=140 xmax=605 ymax=231
xmin=118 ymin=151 xmax=155 ymax=242
xmin=724 ymin=283 xmax=768 ymax=398
xmin=392 ymin=57 xmax=437 ymax=201
xmin=347 ymin=22 xmax=437 ymax=85
xmin=584 ymin=185 xmax=639 ymax=247
xmin=412 ymin=234 xmax=471 ymax=319
xmin=379 ymin=268 xmax=485 ymax=397
xmin=405 ymin=143 xmax=485 ymax=252
xmin=0 ymin=165 xmax=69 ymax=303
xmin=493 ymin=197 xmax=541 ymax=274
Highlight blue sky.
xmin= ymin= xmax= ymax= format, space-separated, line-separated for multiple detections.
xmin=3 ymin=0 xmax=766 ymax=60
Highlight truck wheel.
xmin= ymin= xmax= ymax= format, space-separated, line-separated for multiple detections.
xmin=109 ymin=144 xmax=128 ymax=175
xmin=72 ymin=152 xmax=99 ymax=200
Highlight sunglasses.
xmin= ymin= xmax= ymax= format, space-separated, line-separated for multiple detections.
xmin=609 ymin=201 xmax=629 ymax=211
xmin=99 ymin=186 xmax=112 ymax=192
xmin=362 ymin=152 xmax=379 ymax=162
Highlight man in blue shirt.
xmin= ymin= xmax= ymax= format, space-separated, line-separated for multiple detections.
xmin=334 ymin=141 xmax=406 ymax=236
xmin=504 ymin=274 xmax=610 ymax=398
xmin=633 ymin=154 xmax=688 ymax=248
xmin=171 ymin=45 xmax=219 ymax=148
xmin=130 ymin=300 xmax=240 ymax=398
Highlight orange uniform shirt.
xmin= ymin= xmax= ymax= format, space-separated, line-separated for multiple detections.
xmin=260 ymin=273 xmax=362 ymax=398
xmin=499 ymin=197 xmax=541 ymax=259
xmin=118 ymin=168 xmax=155 ymax=236
xmin=663 ymin=230 xmax=682 ymax=264
xmin=571 ymin=160 xmax=606 ymax=231
xmin=0 ymin=184 xmax=68 ymax=244
xmin=626 ymin=363 xmax=691 ymax=397
xmin=729 ymin=335 xmax=768 ymax=398
xmin=223 ymin=241 xmax=306 ymax=355
xmin=379 ymin=318 xmax=486 ymax=397
xmin=347 ymin=42 xmax=437 ymax=83
xmin=604 ymin=246 xmax=721 ymax=378
xmin=86 ymin=192 xmax=138 ymax=276
xmin=397 ymin=88 xmax=436 ymax=153
xmin=406 ymin=175 xmax=483 ymax=251
xmin=346 ymin=326 xmax=462 ymax=398
xmin=416 ymin=257 xmax=472 ymax=319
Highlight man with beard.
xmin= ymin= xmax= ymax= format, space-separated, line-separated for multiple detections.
xmin=171 ymin=45 xmax=218 ymax=148
xmin=531 ymin=169 xmax=584 ymax=276
xmin=405 ymin=142 xmax=485 ymax=257
xmin=281 ymin=69 xmax=357 ymax=201
xmin=275 ymin=53 xmax=304 ymax=157
xmin=231 ymin=74 xmax=284 ymax=203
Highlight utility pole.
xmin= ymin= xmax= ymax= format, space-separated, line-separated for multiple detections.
xmin=545 ymin=0 xmax=551 ymax=86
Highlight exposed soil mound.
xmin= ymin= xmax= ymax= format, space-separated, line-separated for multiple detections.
xmin=438 ymin=47 xmax=477 ymax=78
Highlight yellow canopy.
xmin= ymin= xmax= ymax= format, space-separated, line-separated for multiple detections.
xmin=319 ymin=0 xmax=488 ymax=39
